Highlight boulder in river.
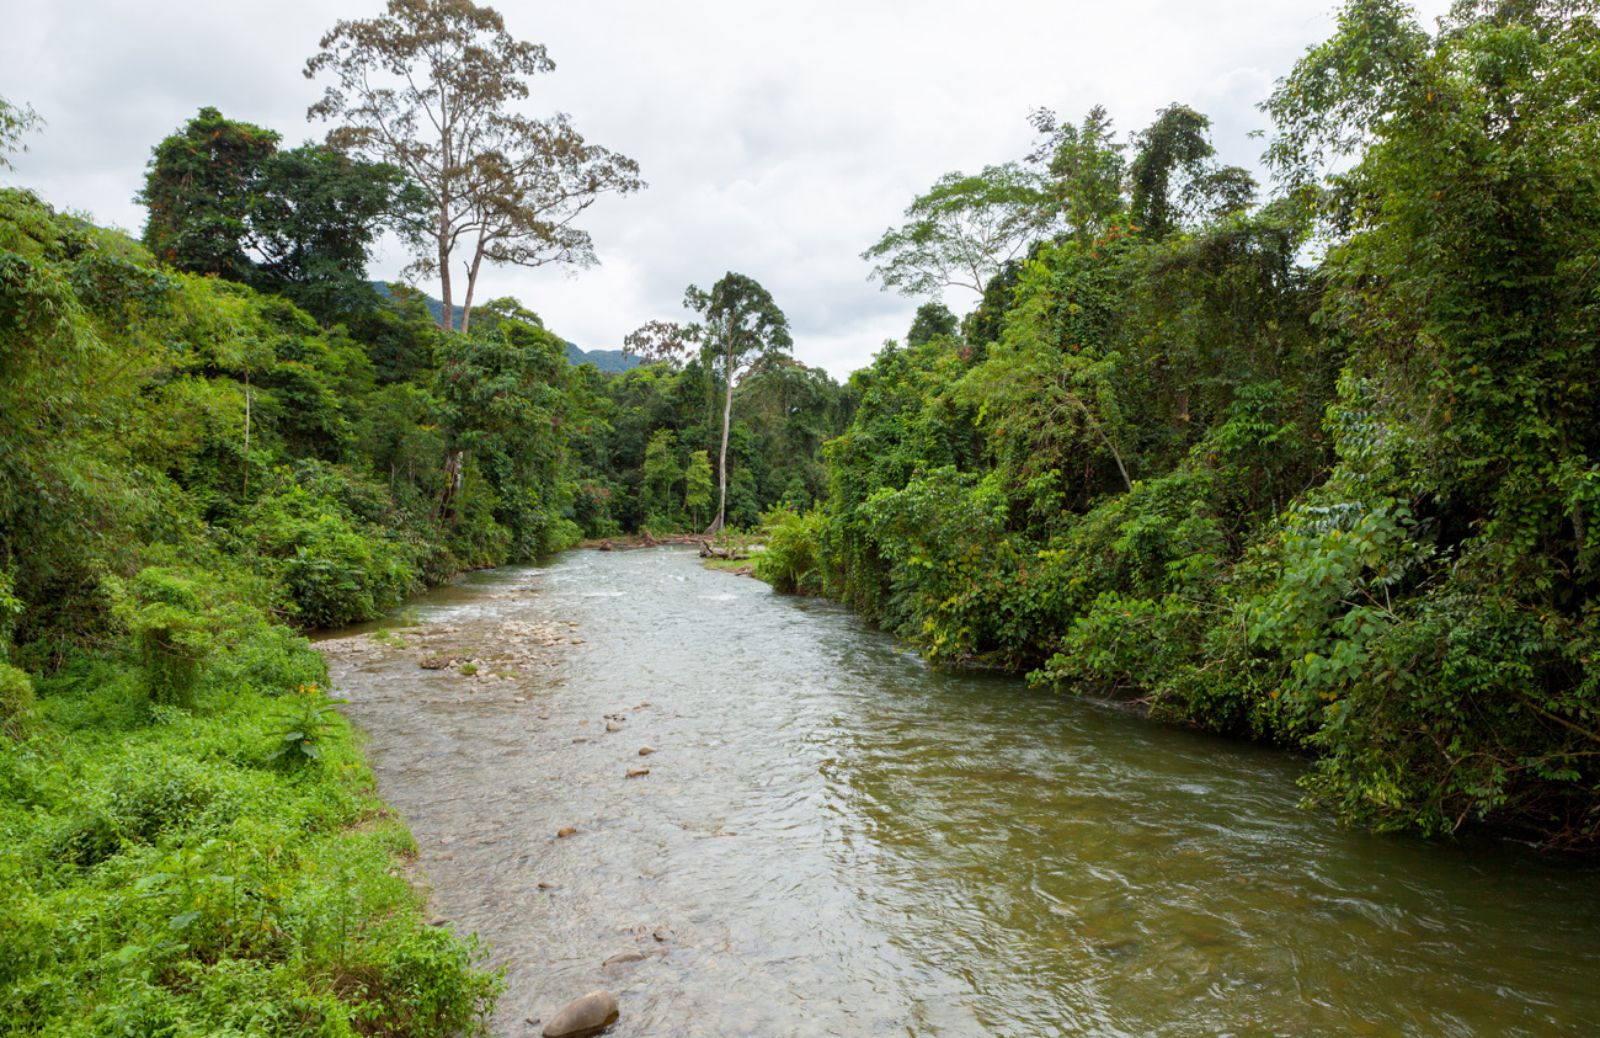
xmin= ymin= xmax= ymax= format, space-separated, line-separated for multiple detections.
xmin=638 ymin=746 xmax=654 ymax=756
xmin=557 ymin=826 xmax=577 ymax=838
xmin=625 ymin=767 xmax=650 ymax=778
xmin=602 ymin=951 xmax=645 ymax=967
xmin=542 ymin=990 xmax=618 ymax=1038
xmin=605 ymin=720 xmax=623 ymax=733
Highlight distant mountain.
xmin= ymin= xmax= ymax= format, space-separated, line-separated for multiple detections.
xmin=566 ymin=345 xmax=640 ymax=373
xmin=370 ymin=282 xmax=640 ymax=373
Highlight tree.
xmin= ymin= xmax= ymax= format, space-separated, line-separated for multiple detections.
xmin=247 ymin=143 xmax=418 ymax=321
xmin=138 ymin=107 xmax=413 ymax=323
xmin=906 ymin=301 xmax=958 ymax=347
xmin=305 ymin=0 xmax=643 ymax=333
xmin=684 ymin=450 xmax=712 ymax=529
xmin=640 ymin=428 xmax=680 ymax=529
xmin=1027 ymin=104 xmax=1126 ymax=243
xmin=861 ymin=163 xmax=1045 ymax=296
xmin=0 ymin=95 xmax=43 ymax=172
xmin=625 ymin=273 xmax=792 ymax=532
xmin=1129 ymin=103 xmax=1255 ymax=237
xmin=139 ymin=107 xmax=279 ymax=280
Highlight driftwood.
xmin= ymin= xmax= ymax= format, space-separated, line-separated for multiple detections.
xmin=698 ymin=540 xmax=747 ymax=561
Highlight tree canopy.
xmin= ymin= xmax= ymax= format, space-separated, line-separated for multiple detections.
xmin=305 ymin=0 xmax=643 ymax=332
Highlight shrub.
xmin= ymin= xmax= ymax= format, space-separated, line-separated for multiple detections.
xmin=0 ymin=664 xmax=32 ymax=739
xmin=755 ymin=506 xmax=824 ymax=594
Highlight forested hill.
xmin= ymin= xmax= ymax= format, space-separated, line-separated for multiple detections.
xmin=370 ymin=282 xmax=640 ymax=372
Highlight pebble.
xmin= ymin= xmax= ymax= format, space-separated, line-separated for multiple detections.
xmin=625 ymin=767 xmax=650 ymax=779
xmin=638 ymin=746 xmax=654 ymax=756
xmin=605 ymin=721 xmax=623 ymax=733
xmin=557 ymin=826 xmax=577 ymax=838
xmin=542 ymin=990 xmax=618 ymax=1038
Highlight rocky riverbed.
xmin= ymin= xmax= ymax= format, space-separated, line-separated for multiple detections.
xmin=319 ymin=550 xmax=1600 ymax=1038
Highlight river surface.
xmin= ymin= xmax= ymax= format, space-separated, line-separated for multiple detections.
xmin=320 ymin=547 xmax=1600 ymax=1037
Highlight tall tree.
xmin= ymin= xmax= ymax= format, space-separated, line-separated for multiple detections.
xmin=690 ymin=274 xmax=792 ymax=532
xmin=139 ymin=107 xmax=279 ymax=279
xmin=1027 ymin=104 xmax=1126 ymax=243
xmin=861 ymin=163 xmax=1045 ymax=296
xmin=305 ymin=0 xmax=642 ymax=333
xmin=1129 ymin=103 xmax=1255 ymax=237
xmin=138 ymin=107 xmax=413 ymax=322
xmin=625 ymin=273 xmax=792 ymax=532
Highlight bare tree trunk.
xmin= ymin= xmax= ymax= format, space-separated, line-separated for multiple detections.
xmin=437 ymin=196 xmax=454 ymax=331
xmin=708 ymin=361 xmax=734 ymax=534
xmin=438 ymin=242 xmax=454 ymax=332
xmin=438 ymin=448 xmax=466 ymax=521
xmin=460 ymin=242 xmax=485 ymax=334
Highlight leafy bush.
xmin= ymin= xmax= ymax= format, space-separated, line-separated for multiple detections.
xmin=0 ymin=664 xmax=31 ymax=739
xmin=244 ymin=473 xmax=419 ymax=628
xmin=755 ymin=506 xmax=824 ymax=593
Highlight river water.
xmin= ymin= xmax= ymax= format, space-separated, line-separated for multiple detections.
xmin=320 ymin=547 xmax=1600 ymax=1037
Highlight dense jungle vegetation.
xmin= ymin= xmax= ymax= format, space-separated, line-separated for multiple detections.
xmin=0 ymin=1 xmax=849 ymax=1031
xmin=2 ymin=0 xmax=1599 ymax=1031
xmin=759 ymin=0 xmax=1600 ymax=852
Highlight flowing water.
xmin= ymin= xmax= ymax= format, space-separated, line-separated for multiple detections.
xmin=320 ymin=547 xmax=1600 ymax=1037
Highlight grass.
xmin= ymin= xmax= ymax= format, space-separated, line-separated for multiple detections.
xmin=0 ymin=637 xmax=499 ymax=1036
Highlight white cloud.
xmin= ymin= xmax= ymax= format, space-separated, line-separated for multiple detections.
xmin=2 ymin=0 xmax=1453 ymax=378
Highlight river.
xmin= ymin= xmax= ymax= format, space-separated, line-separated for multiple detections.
xmin=318 ymin=547 xmax=1600 ymax=1037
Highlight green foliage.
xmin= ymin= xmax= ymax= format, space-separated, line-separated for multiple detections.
xmin=111 ymin=567 xmax=234 ymax=709
xmin=801 ymin=0 xmax=1600 ymax=849
xmin=243 ymin=469 xmax=419 ymax=628
xmin=684 ymin=449 xmax=713 ymax=529
xmin=0 ymin=663 xmax=32 ymax=739
xmin=0 ymin=94 xmax=43 ymax=172
xmin=755 ymin=506 xmax=825 ymax=594
xmin=641 ymin=427 xmax=681 ymax=529
xmin=0 ymin=648 xmax=499 ymax=1035
xmin=139 ymin=106 xmax=280 ymax=280
xmin=138 ymin=107 xmax=412 ymax=324
xmin=268 ymin=681 xmax=346 ymax=765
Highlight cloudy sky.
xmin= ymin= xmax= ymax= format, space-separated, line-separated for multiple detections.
xmin=2 ymin=0 xmax=1450 ymax=378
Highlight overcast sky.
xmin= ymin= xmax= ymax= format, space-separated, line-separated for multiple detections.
xmin=2 ymin=1 xmax=1451 ymax=378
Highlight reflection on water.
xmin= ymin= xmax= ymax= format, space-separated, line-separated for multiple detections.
xmin=323 ymin=548 xmax=1600 ymax=1037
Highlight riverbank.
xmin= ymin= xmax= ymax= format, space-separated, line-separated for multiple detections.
xmin=0 ymin=630 xmax=499 ymax=1035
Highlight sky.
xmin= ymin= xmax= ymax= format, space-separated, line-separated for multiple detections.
xmin=1 ymin=0 xmax=1452 ymax=379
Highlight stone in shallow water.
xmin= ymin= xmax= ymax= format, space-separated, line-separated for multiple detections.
xmin=542 ymin=990 xmax=618 ymax=1038
xmin=556 ymin=826 xmax=577 ymax=838
xmin=638 ymin=746 xmax=654 ymax=756
xmin=602 ymin=951 xmax=645 ymax=967
xmin=625 ymin=767 xmax=650 ymax=778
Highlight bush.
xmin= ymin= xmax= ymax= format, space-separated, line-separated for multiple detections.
xmin=0 ymin=664 xmax=32 ymax=739
xmin=244 ymin=473 xmax=419 ymax=628
xmin=755 ymin=506 xmax=824 ymax=594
